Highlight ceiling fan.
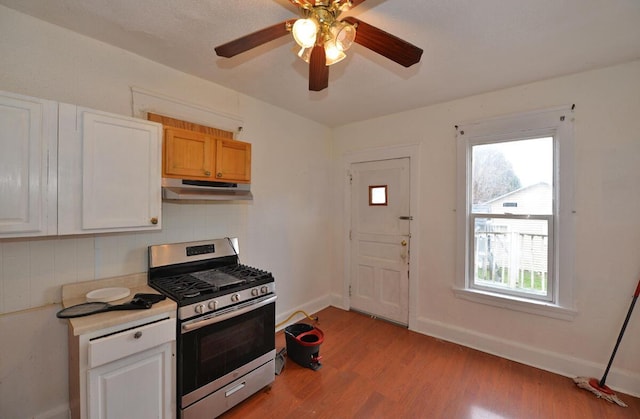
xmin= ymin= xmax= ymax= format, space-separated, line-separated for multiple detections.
xmin=214 ymin=0 xmax=423 ymax=91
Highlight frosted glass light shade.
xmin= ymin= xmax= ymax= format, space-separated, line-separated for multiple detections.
xmin=296 ymin=46 xmax=313 ymax=63
xmin=324 ymin=40 xmax=346 ymax=65
xmin=332 ymin=21 xmax=356 ymax=51
xmin=292 ymin=18 xmax=319 ymax=48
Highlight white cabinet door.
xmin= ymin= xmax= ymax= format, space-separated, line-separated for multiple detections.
xmin=88 ymin=342 xmax=173 ymax=419
xmin=0 ymin=91 xmax=57 ymax=237
xmin=58 ymin=104 xmax=162 ymax=234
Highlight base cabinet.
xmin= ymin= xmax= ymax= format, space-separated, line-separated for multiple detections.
xmin=88 ymin=343 xmax=172 ymax=419
xmin=69 ymin=315 xmax=176 ymax=419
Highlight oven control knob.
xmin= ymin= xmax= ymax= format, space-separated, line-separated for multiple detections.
xmin=260 ymin=286 xmax=269 ymax=294
xmin=195 ymin=304 xmax=205 ymax=314
xmin=231 ymin=293 xmax=240 ymax=302
xmin=251 ymin=288 xmax=259 ymax=297
xmin=208 ymin=300 xmax=218 ymax=310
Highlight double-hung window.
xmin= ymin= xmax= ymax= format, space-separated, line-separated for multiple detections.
xmin=455 ymin=107 xmax=576 ymax=319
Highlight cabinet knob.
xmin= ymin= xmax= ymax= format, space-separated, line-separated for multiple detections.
xmin=204 ymin=170 xmax=211 ymax=176
xmin=216 ymin=172 xmax=223 ymax=178
xmin=150 ymin=217 xmax=158 ymax=225
xmin=134 ymin=331 xmax=142 ymax=339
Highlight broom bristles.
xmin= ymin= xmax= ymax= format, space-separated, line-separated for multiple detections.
xmin=573 ymin=376 xmax=628 ymax=407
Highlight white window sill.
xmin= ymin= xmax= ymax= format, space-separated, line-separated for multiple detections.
xmin=452 ymin=287 xmax=577 ymax=321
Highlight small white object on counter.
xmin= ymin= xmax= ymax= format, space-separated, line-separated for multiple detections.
xmin=86 ymin=287 xmax=130 ymax=303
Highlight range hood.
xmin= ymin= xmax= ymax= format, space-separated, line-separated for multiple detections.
xmin=162 ymin=178 xmax=253 ymax=201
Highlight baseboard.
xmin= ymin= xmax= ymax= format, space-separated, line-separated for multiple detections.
xmin=34 ymin=404 xmax=70 ymax=419
xmin=413 ymin=315 xmax=640 ymax=398
xmin=275 ymin=295 xmax=332 ymax=332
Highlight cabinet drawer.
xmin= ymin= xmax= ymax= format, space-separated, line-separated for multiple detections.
xmin=89 ymin=318 xmax=175 ymax=368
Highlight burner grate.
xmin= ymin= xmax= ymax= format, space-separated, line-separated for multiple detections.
xmin=149 ymin=264 xmax=274 ymax=302
xmin=217 ymin=264 xmax=273 ymax=282
xmin=150 ymin=275 xmax=214 ymax=301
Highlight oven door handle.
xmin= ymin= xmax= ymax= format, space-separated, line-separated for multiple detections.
xmin=181 ymin=295 xmax=277 ymax=333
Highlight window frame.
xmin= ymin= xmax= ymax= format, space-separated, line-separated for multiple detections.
xmin=455 ymin=106 xmax=577 ymax=320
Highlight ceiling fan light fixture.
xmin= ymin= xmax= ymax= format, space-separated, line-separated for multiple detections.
xmin=292 ymin=18 xmax=319 ymax=48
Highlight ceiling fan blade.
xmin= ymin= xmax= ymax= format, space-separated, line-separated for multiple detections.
xmin=342 ymin=17 xmax=423 ymax=67
xmin=215 ymin=20 xmax=295 ymax=58
xmin=309 ymin=45 xmax=329 ymax=91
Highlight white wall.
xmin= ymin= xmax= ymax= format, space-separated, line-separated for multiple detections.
xmin=0 ymin=6 xmax=332 ymax=418
xmin=2 ymin=3 xmax=640 ymax=417
xmin=332 ymin=60 xmax=640 ymax=396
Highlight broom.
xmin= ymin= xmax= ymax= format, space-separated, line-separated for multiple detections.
xmin=573 ymin=277 xmax=640 ymax=407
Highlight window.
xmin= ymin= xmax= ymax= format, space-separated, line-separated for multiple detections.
xmin=455 ymin=107 xmax=576 ymax=320
xmin=369 ymin=185 xmax=388 ymax=206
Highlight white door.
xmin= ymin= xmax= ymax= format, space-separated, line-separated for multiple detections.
xmin=350 ymin=158 xmax=411 ymax=325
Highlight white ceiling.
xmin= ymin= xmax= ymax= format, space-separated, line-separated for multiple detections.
xmin=1 ymin=0 xmax=639 ymax=127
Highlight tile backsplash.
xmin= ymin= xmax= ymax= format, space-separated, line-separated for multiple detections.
xmin=0 ymin=202 xmax=248 ymax=314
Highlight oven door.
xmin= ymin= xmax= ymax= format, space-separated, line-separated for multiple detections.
xmin=179 ymin=295 xmax=276 ymax=408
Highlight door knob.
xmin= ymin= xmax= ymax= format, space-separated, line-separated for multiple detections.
xmin=401 ymin=240 xmax=407 ymax=246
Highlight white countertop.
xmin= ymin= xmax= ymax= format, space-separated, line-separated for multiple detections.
xmin=61 ymin=273 xmax=176 ymax=336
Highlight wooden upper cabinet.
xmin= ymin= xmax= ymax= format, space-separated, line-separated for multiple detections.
xmin=216 ymin=138 xmax=251 ymax=182
xmin=149 ymin=113 xmax=251 ymax=184
xmin=164 ymin=127 xmax=214 ymax=179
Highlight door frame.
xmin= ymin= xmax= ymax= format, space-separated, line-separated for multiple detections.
xmin=343 ymin=143 xmax=421 ymax=330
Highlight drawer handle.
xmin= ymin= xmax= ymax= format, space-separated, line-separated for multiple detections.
xmin=134 ymin=331 xmax=143 ymax=339
xmin=225 ymin=382 xmax=246 ymax=398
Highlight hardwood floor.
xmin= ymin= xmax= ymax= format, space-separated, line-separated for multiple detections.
xmin=220 ymin=306 xmax=640 ymax=419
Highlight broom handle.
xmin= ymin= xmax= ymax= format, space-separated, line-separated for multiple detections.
xmin=599 ymin=277 xmax=640 ymax=387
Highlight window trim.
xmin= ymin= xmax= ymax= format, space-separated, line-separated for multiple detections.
xmin=455 ymin=106 xmax=577 ymax=320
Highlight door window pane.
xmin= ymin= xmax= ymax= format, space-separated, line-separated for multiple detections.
xmin=369 ymin=185 xmax=388 ymax=206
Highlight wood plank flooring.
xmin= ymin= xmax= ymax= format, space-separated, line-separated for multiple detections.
xmin=220 ymin=306 xmax=640 ymax=419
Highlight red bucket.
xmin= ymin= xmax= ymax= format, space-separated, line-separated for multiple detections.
xmin=285 ymin=323 xmax=324 ymax=370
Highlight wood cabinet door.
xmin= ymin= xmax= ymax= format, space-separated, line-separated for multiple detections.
xmin=0 ymin=91 xmax=57 ymax=237
xmin=58 ymin=104 xmax=162 ymax=234
xmin=215 ymin=138 xmax=251 ymax=183
xmin=164 ymin=127 xmax=215 ymax=179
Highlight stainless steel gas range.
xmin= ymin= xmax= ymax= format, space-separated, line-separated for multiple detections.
xmin=148 ymin=238 xmax=276 ymax=419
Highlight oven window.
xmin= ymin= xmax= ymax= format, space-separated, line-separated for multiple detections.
xmin=180 ymin=302 xmax=275 ymax=396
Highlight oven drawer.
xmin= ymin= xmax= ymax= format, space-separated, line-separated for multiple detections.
xmin=183 ymin=359 xmax=274 ymax=419
xmin=88 ymin=317 xmax=176 ymax=368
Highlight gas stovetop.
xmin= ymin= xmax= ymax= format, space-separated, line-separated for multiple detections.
xmin=148 ymin=238 xmax=276 ymax=320
xmin=149 ymin=264 xmax=274 ymax=303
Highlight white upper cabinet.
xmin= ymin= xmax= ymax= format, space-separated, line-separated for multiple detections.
xmin=0 ymin=91 xmax=58 ymax=238
xmin=58 ymin=104 xmax=162 ymax=234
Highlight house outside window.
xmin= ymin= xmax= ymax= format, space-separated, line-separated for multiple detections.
xmin=455 ymin=107 xmax=576 ymax=320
